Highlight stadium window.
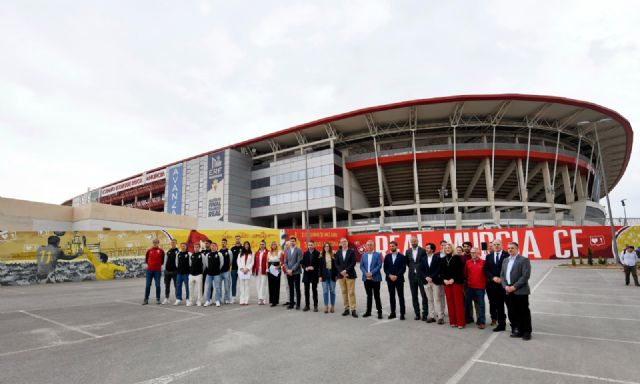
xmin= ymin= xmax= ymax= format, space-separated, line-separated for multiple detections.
xmin=334 ymin=164 xmax=343 ymax=177
xmin=251 ymin=196 xmax=270 ymax=208
xmin=335 ymin=185 xmax=344 ymax=198
xmin=251 ymin=177 xmax=270 ymax=189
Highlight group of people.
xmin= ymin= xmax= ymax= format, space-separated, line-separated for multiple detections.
xmin=143 ymin=235 xmax=533 ymax=340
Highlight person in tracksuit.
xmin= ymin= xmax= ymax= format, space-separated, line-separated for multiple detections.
xmin=174 ymin=243 xmax=191 ymax=306
xmin=162 ymin=239 xmax=179 ymax=304
xmin=188 ymin=243 xmax=204 ymax=306
xmin=203 ymin=241 xmax=224 ymax=307
xmin=219 ymin=239 xmax=232 ymax=304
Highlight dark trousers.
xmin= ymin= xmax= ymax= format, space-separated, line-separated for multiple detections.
xmin=464 ymin=284 xmax=481 ymax=323
xmin=623 ymin=265 xmax=640 ymax=286
xmin=387 ymin=279 xmax=405 ymax=315
xmin=409 ymin=279 xmax=428 ymax=317
xmin=268 ymin=273 xmax=281 ymax=304
xmin=231 ymin=270 xmax=238 ymax=297
xmin=364 ymin=280 xmax=382 ymax=314
xmin=145 ymin=271 xmax=161 ymax=300
xmin=287 ymin=274 xmax=301 ymax=307
xmin=505 ymin=293 xmax=532 ymax=334
xmin=164 ymin=271 xmax=177 ymax=299
xmin=304 ymin=280 xmax=319 ymax=308
xmin=486 ymin=280 xmax=506 ymax=325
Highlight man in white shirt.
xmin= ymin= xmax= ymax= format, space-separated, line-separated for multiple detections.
xmin=620 ymin=245 xmax=640 ymax=286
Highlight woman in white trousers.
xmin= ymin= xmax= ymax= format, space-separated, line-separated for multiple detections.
xmin=253 ymin=240 xmax=269 ymax=305
xmin=236 ymin=241 xmax=254 ymax=305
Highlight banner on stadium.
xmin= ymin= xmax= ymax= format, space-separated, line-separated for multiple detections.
xmin=165 ymin=164 xmax=184 ymax=215
xmin=101 ymin=169 xmax=166 ymax=197
xmin=206 ymin=152 xmax=225 ymax=220
xmin=283 ymin=228 xmax=348 ymax=251
xmin=348 ymin=226 xmax=618 ymax=260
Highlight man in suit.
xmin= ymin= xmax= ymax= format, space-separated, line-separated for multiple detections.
xmin=406 ymin=235 xmax=428 ymax=321
xmin=501 ymin=242 xmax=532 ymax=341
xmin=421 ymin=242 xmax=444 ymax=324
xmin=301 ymin=240 xmax=322 ymax=312
xmin=285 ymin=237 xmax=303 ymax=310
xmin=336 ymin=237 xmax=358 ymax=318
xmin=360 ymin=240 xmax=383 ymax=319
xmin=484 ymin=239 xmax=509 ymax=331
xmin=384 ymin=241 xmax=406 ymax=320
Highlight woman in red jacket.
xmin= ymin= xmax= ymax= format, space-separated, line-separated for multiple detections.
xmin=439 ymin=243 xmax=466 ymax=329
xmin=253 ymin=240 xmax=269 ymax=305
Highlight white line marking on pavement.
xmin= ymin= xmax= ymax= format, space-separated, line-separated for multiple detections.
xmin=532 ymin=291 xmax=640 ymax=300
xmin=445 ymin=264 xmax=554 ymax=384
xmin=19 ymin=310 xmax=101 ymax=339
xmin=534 ymin=331 xmax=640 ymax=345
xmin=474 ymin=359 xmax=640 ymax=384
xmin=533 ymin=311 xmax=640 ymax=322
xmin=1 ymin=311 xmax=203 ymax=357
xmin=116 ymin=300 xmax=206 ymax=316
xmin=445 ymin=333 xmax=498 ymax=384
xmin=99 ymin=315 xmax=201 ymax=338
xmin=0 ymin=338 xmax=93 ymax=358
xmin=532 ymin=299 xmax=640 ymax=307
xmin=531 ymin=267 xmax=554 ymax=294
xmin=134 ymin=366 xmax=204 ymax=384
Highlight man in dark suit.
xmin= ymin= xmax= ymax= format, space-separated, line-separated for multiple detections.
xmin=421 ymin=242 xmax=444 ymax=324
xmin=484 ymin=239 xmax=509 ymax=331
xmin=285 ymin=237 xmax=303 ymax=310
xmin=384 ymin=241 xmax=406 ymax=320
xmin=336 ymin=237 xmax=358 ymax=318
xmin=405 ymin=235 xmax=428 ymax=321
xmin=501 ymin=242 xmax=532 ymax=341
xmin=301 ymin=240 xmax=322 ymax=312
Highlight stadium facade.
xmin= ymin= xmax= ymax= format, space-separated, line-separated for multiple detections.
xmin=65 ymin=94 xmax=633 ymax=233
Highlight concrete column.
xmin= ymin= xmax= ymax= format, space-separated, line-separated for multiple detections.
xmin=411 ymin=129 xmax=421 ymax=227
xmin=450 ymin=158 xmax=461 ymax=229
xmin=516 ymin=159 xmax=529 ymax=213
xmin=273 ymin=214 xmax=278 ymax=229
xmin=374 ymin=138 xmax=385 ymax=225
xmin=542 ymin=161 xmax=554 ymax=205
xmin=332 ymin=207 xmax=337 ymax=228
xmin=484 ymin=157 xmax=496 ymax=220
xmin=292 ymin=216 xmax=297 ymax=228
xmin=561 ymin=165 xmax=575 ymax=204
xmin=347 ymin=211 xmax=353 ymax=227
xmin=301 ymin=211 xmax=307 ymax=229
xmin=318 ymin=215 xmax=324 ymax=229
xmin=576 ymin=173 xmax=586 ymax=200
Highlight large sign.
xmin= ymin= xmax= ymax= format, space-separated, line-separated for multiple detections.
xmin=206 ymin=152 xmax=225 ymax=219
xmin=348 ymin=226 xmax=617 ymax=260
xmin=283 ymin=228 xmax=348 ymax=251
xmin=165 ymin=164 xmax=184 ymax=215
xmin=101 ymin=170 xmax=166 ymax=197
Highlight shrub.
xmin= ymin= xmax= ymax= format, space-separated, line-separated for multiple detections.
xmin=587 ymin=248 xmax=593 ymax=266
xmin=571 ymin=256 xmax=577 ymax=266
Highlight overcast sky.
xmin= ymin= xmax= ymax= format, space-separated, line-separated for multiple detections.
xmin=1 ymin=1 xmax=639 ymax=217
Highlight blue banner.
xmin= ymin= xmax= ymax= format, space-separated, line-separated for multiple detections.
xmin=165 ymin=164 xmax=184 ymax=215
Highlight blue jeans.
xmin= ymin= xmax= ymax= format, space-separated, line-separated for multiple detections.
xmin=221 ymin=271 xmax=231 ymax=301
xmin=230 ymin=270 xmax=238 ymax=298
xmin=464 ymin=288 xmax=486 ymax=324
xmin=176 ymin=273 xmax=190 ymax=301
xmin=144 ymin=271 xmax=161 ymax=300
xmin=321 ymin=270 xmax=336 ymax=306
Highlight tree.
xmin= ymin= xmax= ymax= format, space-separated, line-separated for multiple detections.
xmin=587 ymin=248 xmax=593 ymax=266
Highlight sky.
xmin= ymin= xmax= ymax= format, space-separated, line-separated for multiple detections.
xmin=1 ymin=0 xmax=639 ymax=217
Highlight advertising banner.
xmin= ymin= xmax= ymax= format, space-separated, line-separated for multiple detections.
xmin=101 ymin=169 xmax=166 ymax=197
xmin=348 ymin=226 xmax=618 ymax=260
xmin=283 ymin=228 xmax=349 ymax=251
xmin=207 ymin=152 xmax=225 ymax=219
xmin=165 ymin=164 xmax=184 ymax=215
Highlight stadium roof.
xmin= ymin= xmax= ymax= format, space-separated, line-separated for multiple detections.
xmin=78 ymin=94 xmax=633 ymax=202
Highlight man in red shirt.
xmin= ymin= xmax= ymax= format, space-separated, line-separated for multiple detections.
xmin=143 ymin=239 xmax=165 ymax=305
xmin=464 ymin=247 xmax=486 ymax=329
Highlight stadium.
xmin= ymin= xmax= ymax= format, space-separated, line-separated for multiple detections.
xmin=65 ymin=94 xmax=633 ymax=233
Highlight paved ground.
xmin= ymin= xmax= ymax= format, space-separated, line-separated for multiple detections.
xmin=0 ymin=261 xmax=638 ymax=384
